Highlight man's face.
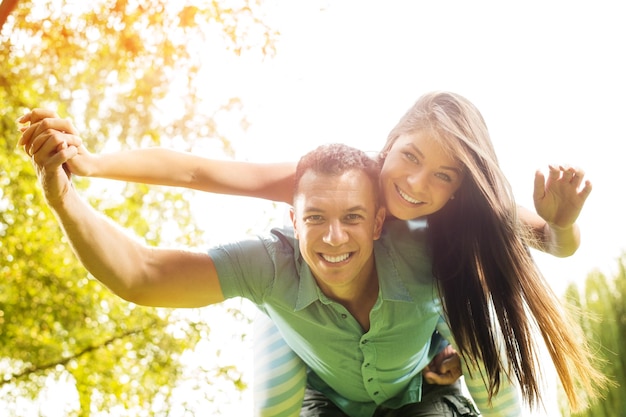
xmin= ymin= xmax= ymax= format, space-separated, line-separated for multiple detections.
xmin=290 ymin=169 xmax=385 ymax=297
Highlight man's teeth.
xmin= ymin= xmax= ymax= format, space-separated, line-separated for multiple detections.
xmin=398 ymin=188 xmax=423 ymax=205
xmin=322 ymin=253 xmax=350 ymax=263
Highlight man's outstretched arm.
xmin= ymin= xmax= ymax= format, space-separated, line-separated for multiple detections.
xmin=21 ymin=115 xmax=224 ymax=308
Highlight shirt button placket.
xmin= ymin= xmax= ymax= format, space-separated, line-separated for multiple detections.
xmin=360 ymin=337 xmax=383 ymax=403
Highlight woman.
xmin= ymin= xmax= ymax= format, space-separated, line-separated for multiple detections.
xmin=251 ymin=92 xmax=601 ymax=416
xmin=19 ymin=91 xmax=605 ymax=416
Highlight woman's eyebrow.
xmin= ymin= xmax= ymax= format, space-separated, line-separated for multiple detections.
xmin=408 ymin=143 xmax=461 ymax=175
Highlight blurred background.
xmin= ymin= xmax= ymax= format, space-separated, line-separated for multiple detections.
xmin=1 ymin=1 xmax=624 ymax=415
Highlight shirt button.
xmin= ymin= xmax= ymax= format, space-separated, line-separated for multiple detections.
xmin=364 ymin=363 xmax=370 ymax=367
xmin=341 ymin=313 xmax=347 ymax=319
xmin=361 ymin=339 xmax=369 ymax=344
xmin=373 ymin=391 xmax=379 ymax=396
xmin=367 ymin=377 xmax=373 ymax=382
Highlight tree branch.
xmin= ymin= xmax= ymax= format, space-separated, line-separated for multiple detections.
xmin=1 ymin=327 xmax=148 ymax=387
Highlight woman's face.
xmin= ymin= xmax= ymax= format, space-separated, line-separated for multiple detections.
xmin=380 ymin=131 xmax=465 ymax=220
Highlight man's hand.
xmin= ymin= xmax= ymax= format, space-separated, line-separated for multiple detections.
xmin=533 ymin=165 xmax=592 ymax=230
xmin=423 ymin=345 xmax=463 ymax=385
xmin=19 ymin=110 xmax=95 ymax=178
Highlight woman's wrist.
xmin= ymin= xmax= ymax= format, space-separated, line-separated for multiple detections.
xmin=544 ymin=222 xmax=580 ymax=257
xmin=84 ymin=152 xmax=103 ymax=177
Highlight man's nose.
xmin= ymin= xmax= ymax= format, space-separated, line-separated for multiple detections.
xmin=322 ymin=222 xmax=349 ymax=246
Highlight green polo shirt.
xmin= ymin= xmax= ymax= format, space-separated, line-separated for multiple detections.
xmin=211 ymin=218 xmax=442 ymax=417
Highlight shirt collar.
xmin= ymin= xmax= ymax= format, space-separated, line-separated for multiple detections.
xmin=292 ymin=236 xmax=414 ymax=311
xmin=294 ymin=251 xmax=321 ymax=311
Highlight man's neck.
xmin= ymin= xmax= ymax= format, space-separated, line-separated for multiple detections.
xmin=318 ymin=259 xmax=379 ymax=331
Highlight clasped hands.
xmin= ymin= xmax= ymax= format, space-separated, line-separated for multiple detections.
xmin=18 ymin=110 xmax=90 ymax=205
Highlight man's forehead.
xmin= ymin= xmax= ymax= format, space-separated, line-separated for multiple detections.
xmin=293 ymin=170 xmax=377 ymax=211
xmin=297 ymin=199 xmax=371 ymax=213
xmin=296 ymin=168 xmax=375 ymax=189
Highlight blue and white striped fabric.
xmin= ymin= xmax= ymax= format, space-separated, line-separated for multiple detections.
xmin=254 ymin=314 xmax=306 ymax=417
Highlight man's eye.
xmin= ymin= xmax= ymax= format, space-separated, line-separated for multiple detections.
xmin=345 ymin=214 xmax=363 ymax=222
xmin=304 ymin=215 xmax=323 ymax=222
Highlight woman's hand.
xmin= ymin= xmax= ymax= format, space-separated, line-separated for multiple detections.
xmin=533 ymin=165 xmax=592 ymax=230
xmin=19 ymin=109 xmax=96 ymax=177
xmin=423 ymin=345 xmax=463 ymax=385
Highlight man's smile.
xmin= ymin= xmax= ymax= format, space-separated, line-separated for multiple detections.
xmin=320 ymin=253 xmax=353 ymax=263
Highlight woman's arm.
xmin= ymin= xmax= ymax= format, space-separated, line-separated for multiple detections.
xmin=89 ymin=148 xmax=296 ymax=204
xmin=518 ymin=205 xmax=581 ymax=257
xmin=19 ymin=110 xmax=297 ymax=204
xmin=520 ymin=165 xmax=592 ymax=257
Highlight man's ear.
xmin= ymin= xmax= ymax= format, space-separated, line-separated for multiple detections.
xmin=373 ymin=207 xmax=386 ymax=240
xmin=290 ymin=207 xmax=300 ymax=239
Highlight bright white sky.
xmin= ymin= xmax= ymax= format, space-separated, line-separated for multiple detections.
xmin=188 ymin=1 xmax=626 ymax=415
xmin=213 ymin=0 xmax=626 ymax=295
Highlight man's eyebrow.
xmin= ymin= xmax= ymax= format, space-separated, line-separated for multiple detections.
xmin=346 ymin=205 xmax=369 ymax=212
xmin=301 ymin=207 xmax=323 ymax=214
xmin=302 ymin=205 xmax=369 ymax=213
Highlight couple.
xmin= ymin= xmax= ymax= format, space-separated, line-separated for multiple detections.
xmin=19 ymin=91 xmax=605 ymax=416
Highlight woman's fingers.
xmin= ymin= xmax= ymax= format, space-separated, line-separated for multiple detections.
xmin=19 ymin=118 xmax=81 ymax=153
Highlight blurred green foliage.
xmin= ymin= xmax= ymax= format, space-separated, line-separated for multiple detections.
xmin=560 ymin=254 xmax=626 ymax=417
xmin=1 ymin=0 xmax=276 ymax=415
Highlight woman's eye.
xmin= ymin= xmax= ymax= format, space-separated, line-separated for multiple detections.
xmin=435 ymin=172 xmax=452 ymax=183
xmin=403 ymin=152 xmax=419 ymax=164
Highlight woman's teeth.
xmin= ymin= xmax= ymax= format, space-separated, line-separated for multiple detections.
xmin=398 ymin=187 xmax=423 ymax=205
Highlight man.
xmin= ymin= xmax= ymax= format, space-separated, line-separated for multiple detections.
xmin=24 ymin=127 xmax=477 ymax=416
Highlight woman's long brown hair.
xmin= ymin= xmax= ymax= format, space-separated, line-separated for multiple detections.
xmin=382 ymin=91 xmax=608 ymax=411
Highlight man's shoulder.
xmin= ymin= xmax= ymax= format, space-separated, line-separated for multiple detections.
xmin=209 ymin=227 xmax=300 ymax=302
xmin=379 ymin=218 xmax=429 ymax=248
xmin=377 ymin=218 xmax=432 ymax=279
xmin=209 ymin=226 xmax=297 ymax=260
xmin=263 ymin=227 xmax=298 ymax=257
